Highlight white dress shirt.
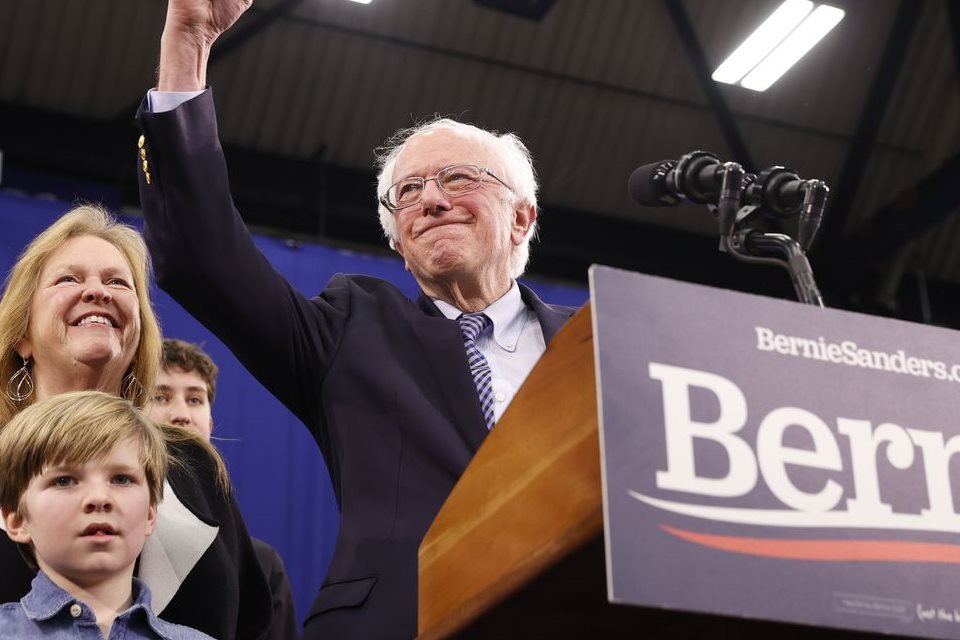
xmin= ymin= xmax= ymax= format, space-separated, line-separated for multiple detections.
xmin=433 ymin=281 xmax=546 ymax=423
xmin=148 ymin=88 xmax=205 ymax=113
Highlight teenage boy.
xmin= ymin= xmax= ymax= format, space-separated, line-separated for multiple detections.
xmin=0 ymin=391 xmax=213 ymax=639
xmin=146 ymin=339 xmax=299 ymax=640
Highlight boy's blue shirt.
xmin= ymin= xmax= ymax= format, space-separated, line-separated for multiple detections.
xmin=0 ymin=571 xmax=213 ymax=639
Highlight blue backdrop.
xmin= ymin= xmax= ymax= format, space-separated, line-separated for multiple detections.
xmin=0 ymin=190 xmax=589 ymax=626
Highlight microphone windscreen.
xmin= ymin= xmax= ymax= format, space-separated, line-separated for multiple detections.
xmin=628 ymin=160 xmax=678 ymax=207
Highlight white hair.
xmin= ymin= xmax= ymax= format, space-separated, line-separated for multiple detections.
xmin=374 ymin=117 xmax=538 ymax=278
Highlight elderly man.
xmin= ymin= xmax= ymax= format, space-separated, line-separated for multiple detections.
xmin=137 ymin=1 xmax=575 ymax=637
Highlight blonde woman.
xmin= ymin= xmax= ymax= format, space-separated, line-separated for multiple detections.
xmin=0 ymin=205 xmax=272 ymax=640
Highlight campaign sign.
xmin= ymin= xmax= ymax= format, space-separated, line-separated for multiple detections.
xmin=590 ymin=265 xmax=960 ymax=639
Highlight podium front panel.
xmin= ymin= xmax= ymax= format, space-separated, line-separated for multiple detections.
xmin=590 ymin=266 xmax=960 ymax=640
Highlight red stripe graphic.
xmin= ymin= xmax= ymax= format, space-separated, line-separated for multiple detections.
xmin=661 ymin=524 xmax=960 ymax=563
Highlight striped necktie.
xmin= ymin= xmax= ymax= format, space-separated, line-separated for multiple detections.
xmin=458 ymin=312 xmax=496 ymax=430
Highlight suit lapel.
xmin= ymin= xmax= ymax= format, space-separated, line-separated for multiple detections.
xmin=519 ymin=282 xmax=577 ymax=344
xmin=411 ymin=295 xmax=490 ymax=452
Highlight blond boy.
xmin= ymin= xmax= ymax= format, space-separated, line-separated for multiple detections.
xmin=0 ymin=391 xmax=212 ymax=639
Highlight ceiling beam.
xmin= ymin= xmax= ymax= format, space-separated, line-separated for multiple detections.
xmin=814 ymin=0 xmax=924 ymax=256
xmin=473 ymin=0 xmax=557 ymax=21
xmin=272 ymin=11 xmax=912 ymax=156
xmin=949 ymin=0 xmax=960 ymax=85
xmin=661 ymin=0 xmax=755 ymax=171
xmin=842 ymin=151 xmax=960 ymax=280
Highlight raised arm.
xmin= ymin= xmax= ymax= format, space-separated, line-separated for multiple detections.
xmin=157 ymin=0 xmax=251 ymax=91
xmin=140 ymin=0 xmax=348 ymax=432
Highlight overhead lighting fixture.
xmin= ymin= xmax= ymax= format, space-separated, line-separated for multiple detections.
xmin=712 ymin=0 xmax=844 ymax=91
xmin=474 ymin=0 xmax=558 ymax=21
xmin=712 ymin=0 xmax=813 ymax=84
xmin=346 ymin=0 xmax=373 ymax=4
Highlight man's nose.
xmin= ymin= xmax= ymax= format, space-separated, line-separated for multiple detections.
xmin=168 ymin=402 xmax=192 ymax=426
xmin=420 ymin=177 xmax=452 ymax=213
xmin=170 ymin=408 xmax=191 ymax=427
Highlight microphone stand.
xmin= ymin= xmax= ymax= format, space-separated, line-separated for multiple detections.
xmin=712 ymin=162 xmax=825 ymax=307
xmin=724 ymin=231 xmax=824 ymax=307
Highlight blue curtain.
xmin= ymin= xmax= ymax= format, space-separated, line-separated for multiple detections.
xmin=0 ymin=191 xmax=589 ymax=625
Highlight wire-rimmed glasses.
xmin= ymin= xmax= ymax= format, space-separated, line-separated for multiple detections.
xmin=379 ymin=163 xmax=515 ymax=212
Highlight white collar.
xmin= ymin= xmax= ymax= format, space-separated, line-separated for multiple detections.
xmin=433 ymin=281 xmax=527 ymax=353
xmin=138 ymin=480 xmax=218 ymax=613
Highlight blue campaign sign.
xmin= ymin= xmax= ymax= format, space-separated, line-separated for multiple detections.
xmin=590 ymin=265 xmax=960 ymax=639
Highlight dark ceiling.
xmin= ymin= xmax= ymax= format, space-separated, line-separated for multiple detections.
xmin=1 ymin=0 xmax=959 ymax=323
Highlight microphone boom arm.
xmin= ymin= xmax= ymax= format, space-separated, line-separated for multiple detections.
xmin=724 ymin=231 xmax=824 ymax=307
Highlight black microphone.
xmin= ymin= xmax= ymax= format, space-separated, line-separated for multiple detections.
xmin=628 ymin=151 xmax=727 ymax=207
xmin=745 ymin=166 xmax=805 ymax=217
xmin=630 ymin=152 xmax=820 ymax=220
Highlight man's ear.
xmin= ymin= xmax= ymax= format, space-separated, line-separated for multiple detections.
xmin=145 ymin=505 xmax=158 ymax=537
xmin=511 ymin=204 xmax=537 ymax=246
xmin=392 ymin=239 xmax=412 ymax=273
xmin=2 ymin=507 xmax=32 ymax=545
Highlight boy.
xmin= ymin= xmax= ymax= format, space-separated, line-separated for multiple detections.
xmin=146 ymin=338 xmax=299 ymax=640
xmin=145 ymin=339 xmax=217 ymax=439
xmin=0 ymin=390 xmax=213 ymax=639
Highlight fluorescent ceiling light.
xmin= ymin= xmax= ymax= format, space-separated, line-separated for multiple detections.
xmin=347 ymin=0 xmax=373 ymax=4
xmin=712 ymin=0 xmax=813 ymax=85
xmin=712 ymin=1 xmax=845 ymax=91
xmin=740 ymin=5 xmax=844 ymax=91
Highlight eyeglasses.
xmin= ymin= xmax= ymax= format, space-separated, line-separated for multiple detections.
xmin=379 ymin=163 xmax=515 ymax=212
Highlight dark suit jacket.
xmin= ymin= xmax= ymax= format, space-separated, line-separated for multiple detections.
xmin=137 ymin=90 xmax=575 ymax=639
xmin=252 ymin=538 xmax=299 ymax=640
xmin=152 ymin=437 xmax=273 ymax=640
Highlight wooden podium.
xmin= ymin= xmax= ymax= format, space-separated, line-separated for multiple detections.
xmin=418 ymin=305 xmax=606 ymax=639
xmin=417 ymin=306 xmax=902 ymax=639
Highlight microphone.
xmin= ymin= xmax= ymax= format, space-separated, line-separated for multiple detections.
xmin=627 ymin=151 xmax=727 ymax=207
xmin=629 ymin=151 xmax=819 ymax=220
xmin=628 ymin=152 xmax=829 ymax=307
xmin=745 ymin=166 xmax=804 ymax=217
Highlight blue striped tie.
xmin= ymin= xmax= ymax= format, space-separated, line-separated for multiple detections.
xmin=458 ymin=313 xmax=496 ymax=430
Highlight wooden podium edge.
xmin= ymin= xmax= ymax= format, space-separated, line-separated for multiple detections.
xmin=418 ymin=305 xmax=602 ymax=639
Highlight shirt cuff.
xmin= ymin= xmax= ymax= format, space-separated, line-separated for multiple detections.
xmin=147 ymin=88 xmax=207 ymax=113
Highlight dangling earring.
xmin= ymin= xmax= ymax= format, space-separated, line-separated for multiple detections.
xmin=121 ymin=370 xmax=144 ymax=403
xmin=6 ymin=356 xmax=34 ymax=404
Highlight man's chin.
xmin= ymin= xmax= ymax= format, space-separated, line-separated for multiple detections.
xmin=426 ymin=253 xmax=472 ymax=278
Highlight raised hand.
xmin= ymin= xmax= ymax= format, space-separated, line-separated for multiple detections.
xmin=158 ymin=0 xmax=253 ymax=91
xmin=164 ymin=0 xmax=251 ymax=47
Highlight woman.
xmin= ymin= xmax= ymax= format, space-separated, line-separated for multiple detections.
xmin=0 ymin=205 xmax=272 ymax=639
